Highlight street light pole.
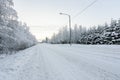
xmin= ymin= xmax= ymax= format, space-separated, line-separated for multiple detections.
xmin=68 ymin=15 xmax=72 ymax=45
xmin=60 ymin=13 xmax=72 ymax=45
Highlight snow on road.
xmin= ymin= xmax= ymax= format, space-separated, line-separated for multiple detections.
xmin=0 ymin=44 xmax=120 ymax=80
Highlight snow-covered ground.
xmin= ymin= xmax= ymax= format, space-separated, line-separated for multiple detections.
xmin=0 ymin=44 xmax=120 ymax=80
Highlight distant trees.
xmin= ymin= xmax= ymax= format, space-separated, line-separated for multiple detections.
xmin=50 ymin=26 xmax=69 ymax=44
xmin=0 ymin=0 xmax=37 ymax=54
xmin=50 ymin=19 xmax=120 ymax=45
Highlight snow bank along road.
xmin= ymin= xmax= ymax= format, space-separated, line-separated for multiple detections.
xmin=0 ymin=44 xmax=120 ymax=80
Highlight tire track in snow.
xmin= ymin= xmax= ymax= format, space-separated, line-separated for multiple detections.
xmin=39 ymin=44 xmax=92 ymax=80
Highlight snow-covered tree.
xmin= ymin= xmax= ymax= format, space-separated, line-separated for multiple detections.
xmin=50 ymin=18 xmax=120 ymax=45
xmin=0 ymin=0 xmax=37 ymax=54
xmin=103 ymin=19 xmax=120 ymax=44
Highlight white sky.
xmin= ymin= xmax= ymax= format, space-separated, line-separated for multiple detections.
xmin=13 ymin=0 xmax=120 ymax=40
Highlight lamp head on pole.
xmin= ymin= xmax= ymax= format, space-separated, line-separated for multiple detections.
xmin=59 ymin=13 xmax=70 ymax=16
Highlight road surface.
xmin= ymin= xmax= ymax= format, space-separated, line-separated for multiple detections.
xmin=0 ymin=44 xmax=120 ymax=80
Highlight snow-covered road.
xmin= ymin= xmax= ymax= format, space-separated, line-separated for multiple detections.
xmin=0 ymin=44 xmax=120 ymax=80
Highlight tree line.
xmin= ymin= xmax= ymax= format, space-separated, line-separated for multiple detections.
xmin=0 ymin=0 xmax=37 ymax=54
xmin=50 ymin=19 xmax=120 ymax=45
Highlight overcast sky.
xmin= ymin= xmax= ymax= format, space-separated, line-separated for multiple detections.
xmin=13 ymin=0 xmax=120 ymax=40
